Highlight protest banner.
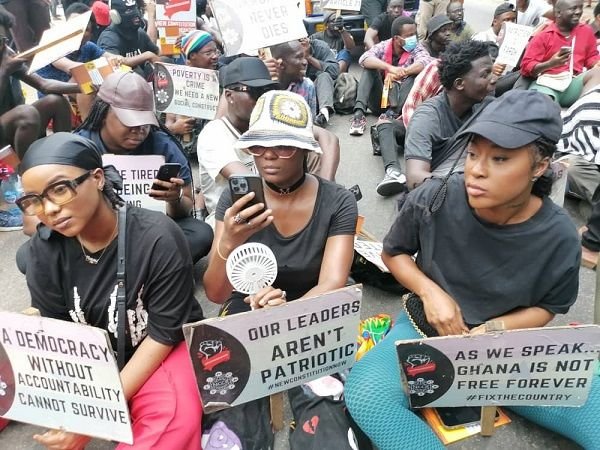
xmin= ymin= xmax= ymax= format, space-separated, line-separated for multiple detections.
xmin=496 ymin=22 xmax=533 ymax=68
xmin=321 ymin=0 xmax=362 ymax=12
xmin=354 ymin=238 xmax=388 ymax=273
xmin=209 ymin=0 xmax=307 ymax=56
xmin=102 ymin=154 xmax=166 ymax=212
xmin=184 ymin=285 xmax=362 ymax=412
xmin=25 ymin=11 xmax=92 ymax=73
xmin=396 ymin=325 xmax=600 ymax=408
xmin=70 ymin=58 xmax=130 ymax=95
xmin=155 ymin=0 xmax=196 ymax=54
xmin=0 ymin=312 xmax=132 ymax=444
xmin=154 ymin=63 xmax=220 ymax=119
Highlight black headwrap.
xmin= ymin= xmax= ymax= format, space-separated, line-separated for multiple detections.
xmin=19 ymin=133 xmax=124 ymax=208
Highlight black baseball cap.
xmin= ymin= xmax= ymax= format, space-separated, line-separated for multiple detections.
xmin=459 ymin=90 xmax=562 ymax=148
xmin=494 ymin=2 xmax=515 ymax=17
xmin=427 ymin=15 xmax=453 ymax=37
xmin=222 ymin=57 xmax=278 ymax=88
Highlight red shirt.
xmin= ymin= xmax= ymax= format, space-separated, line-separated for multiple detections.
xmin=520 ymin=23 xmax=600 ymax=77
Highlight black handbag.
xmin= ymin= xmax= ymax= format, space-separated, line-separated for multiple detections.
xmin=116 ymin=206 xmax=128 ymax=370
xmin=403 ymin=293 xmax=439 ymax=338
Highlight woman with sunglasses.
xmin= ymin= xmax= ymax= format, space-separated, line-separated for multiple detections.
xmin=18 ymin=132 xmax=204 ymax=449
xmin=203 ymin=90 xmax=357 ymax=312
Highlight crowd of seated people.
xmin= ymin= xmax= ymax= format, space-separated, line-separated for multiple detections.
xmin=2 ymin=0 xmax=600 ymax=448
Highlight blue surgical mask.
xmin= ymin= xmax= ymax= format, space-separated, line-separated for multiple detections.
xmin=402 ymin=35 xmax=418 ymax=52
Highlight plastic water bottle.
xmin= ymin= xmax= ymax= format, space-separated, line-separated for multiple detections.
xmin=0 ymin=171 xmax=23 ymax=230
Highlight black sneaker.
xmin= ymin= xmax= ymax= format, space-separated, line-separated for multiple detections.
xmin=376 ymin=168 xmax=407 ymax=197
xmin=370 ymin=125 xmax=381 ymax=156
xmin=314 ymin=112 xmax=328 ymax=128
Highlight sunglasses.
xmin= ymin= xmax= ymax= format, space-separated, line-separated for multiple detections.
xmin=16 ymin=172 xmax=92 ymax=216
xmin=245 ymin=147 xmax=298 ymax=159
xmin=228 ymin=85 xmax=274 ymax=100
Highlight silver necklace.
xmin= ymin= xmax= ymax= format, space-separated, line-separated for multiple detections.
xmin=78 ymin=214 xmax=118 ymax=265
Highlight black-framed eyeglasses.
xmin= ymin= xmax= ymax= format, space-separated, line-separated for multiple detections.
xmin=228 ymin=85 xmax=274 ymax=100
xmin=16 ymin=172 xmax=92 ymax=216
xmin=245 ymin=147 xmax=298 ymax=159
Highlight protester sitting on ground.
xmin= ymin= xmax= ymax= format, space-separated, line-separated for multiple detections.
xmin=521 ymin=0 xmax=600 ymax=108
xmin=517 ymin=0 xmax=554 ymax=26
xmin=197 ymin=57 xmax=341 ymax=226
xmin=91 ymin=1 xmax=110 ymax=42
xmin=270 ymin=40 xmax=317 ymax=118
xmin=365 ymin=0 xmax=412 ymax=50
xmin=344 ymin=88 xmax=600 ymax=450
xmin=0 ymin=9 xmax=80 ymax=159
xmin=404 ymin=40 xmax=496 ymax=190
xmin=1 ymin=0 xmax=50 ymax=52
xmin=361 ymin=0 xmax=389 ymax=27
xmin=473 ymin=2 xmax=517 ymax=44
xmin=164 ymin=30 xmax=218 ymax=158
xmin=415 ymin=0 xmax=457 ymax=39
xmin=349 ymin=16 xmax=433 ymax=136
xmin=97 ymin=0 xmax=160 ymax=78
xmin=75 ymin=71 xmax=213 ymax=262
xmin=310 ymin=12 xmax=356 ymax=74
xmin=18 ymin=132 xmax=204 ymax=450
xmin=421 ymin=15 xmax=453 ymax=59
xmin=300 ymin=36 xmax=340 ymax=127
xmin=35 ymin=2 xmax=109 ymax=121
xmin=446 ymin=1 xmax=474 ymax=42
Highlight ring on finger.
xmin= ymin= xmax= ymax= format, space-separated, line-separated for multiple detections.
xmin=233 ymin=213 xmax=247 ymax=224
xmin=281 ymin=290 xmax=287 ymax=300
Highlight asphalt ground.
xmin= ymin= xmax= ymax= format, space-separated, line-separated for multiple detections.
xmin=0 ymin=0 xmax=596 ymax=448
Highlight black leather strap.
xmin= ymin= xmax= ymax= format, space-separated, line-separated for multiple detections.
xmin=116 ymin=206 xmax=127 ymax=370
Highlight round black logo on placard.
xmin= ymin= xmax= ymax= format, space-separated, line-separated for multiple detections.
xmin=0 ymin=341 xmax=15 ymax=416
xmin=153 ymin=64 xmax=174 ymax=112
xmin=396 ymin=342 xmax=455 ymax=407
xmin=190 ymin=324 xmax=251 ymax=406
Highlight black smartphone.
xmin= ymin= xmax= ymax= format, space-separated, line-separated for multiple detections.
xmin=229 ymin=174 xmax=267 ymax=219
xmin=151 ymin=163 xmax=181 ymax=191
xmin=559 ymin=46 xmax=572 ymax=56
xmin=434 ymin=407 xmax=499 ymax=429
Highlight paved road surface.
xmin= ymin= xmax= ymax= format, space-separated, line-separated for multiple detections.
xmin=0 ymin=0 xmax=594 ymax=448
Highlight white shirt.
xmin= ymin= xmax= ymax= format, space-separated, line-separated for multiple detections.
xmin=472 ymin=27 xmax=499 ymax=44
xmin=197 ymin=117 xmax=255 ymax=227
xmin=517 ymin=0 xmax=552 ymax=27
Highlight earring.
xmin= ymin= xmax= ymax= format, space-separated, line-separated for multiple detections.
xmin=531 ymin=177 xmax=539 ymax=182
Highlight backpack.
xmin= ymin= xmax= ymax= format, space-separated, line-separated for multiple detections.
xmin=334 ymin=73 xmax=358 ymax=114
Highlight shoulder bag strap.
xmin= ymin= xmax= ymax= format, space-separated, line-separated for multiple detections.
xmin=116 ymin=205 xmax=128 ymax=370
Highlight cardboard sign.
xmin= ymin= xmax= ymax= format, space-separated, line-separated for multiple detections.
xmin=153 ymin=63 xmax=220 ymax=119
xmin=354 ymin=238 xmax=389 ymax=273
xmin=184 ymin=285 xmax=362 ymax=412
xmin=209 ymin=0 xmax=307 ymax=56
xmin=396 ymin=325 xmax=600 ymax=408
xmin=101 ymin=154 xmax=166 ymax=212
xmin=158 ymin=25 xmax=182 ymax=56
xmin=27 ymin=11 xmax=92 ymax=74
xmin=321 ymin=0 xmax=362 ymax=12
xmin=0 ymin=312 xmax=132 ymax=444
xmin=70 ymin=58 xmax=130 ymax=95
xmin=156 ymin=0 xmax=197 ymax=30
xmin=496 ymin=22 xmax=533 ymax=68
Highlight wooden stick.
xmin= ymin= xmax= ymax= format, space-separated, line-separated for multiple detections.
xmin=480 ymin=320 xmax=505 ymax=436
xmin=17 ymin=30 xmax=83 ymax=59
xmin=270 ymin=392 xmax=285 ymax=431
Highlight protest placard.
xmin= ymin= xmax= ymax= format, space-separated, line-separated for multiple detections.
xmin=154 ymin=63 xmax=220 ymax=119
xmin=209 ymin=0 xmax=307 ymax=56
xmin=102 ymin=154 xmax=166 ymax=212
xmin=496 ymin=22 xmax=533 ymax=68
xmin=25 ymin=11 xmax=92 ymax=74
xmin=321 ymin=0 xmax=362 ymax=12
xmin=0 ymin=312 xmax=132 ymax=444
xmin=396 ymin=325 xmax=600 ymax=408
xmin=354 ymin=238 xmax=389 ymax=273
xmin=70 ymin=58 xmax=130 ymax=94
xmin=156 ymin=0 xmax=197 ymax=30
xmin=184 ymin=285 xmax=362 ymax=412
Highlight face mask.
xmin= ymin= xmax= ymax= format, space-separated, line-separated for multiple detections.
xmin=402 ymin=35 xmax=418 ymax=52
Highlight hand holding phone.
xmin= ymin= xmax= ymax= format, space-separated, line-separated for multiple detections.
xmin=151 ymin=163 xmax=181 ymax=191
xmin=229 ymin=175 xmax=267 ymax=220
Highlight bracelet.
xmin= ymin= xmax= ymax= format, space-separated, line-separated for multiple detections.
xmin=216 ymin=240 xmax=229 ymax=261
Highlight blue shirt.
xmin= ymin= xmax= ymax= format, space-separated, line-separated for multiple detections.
xmin=76 ymin=129 xmax=192 ymax=184
xmin=36 ymin=41 xmax=105 ymax=83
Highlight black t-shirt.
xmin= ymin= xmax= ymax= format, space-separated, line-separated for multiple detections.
xmin=97 ymin=25 xmax=158 ymax=77
xmin=216 ymin=177 xmax=358 ymax=302
xmin=311 ymin=31 xmax=344 ymax=54
xmin=370 ymin=12 xmax=394 ymax=42
xmin=26 ymin=207 xmax=203 ymax=363
xmin=383 ymin=174 xmax=581 ymax=325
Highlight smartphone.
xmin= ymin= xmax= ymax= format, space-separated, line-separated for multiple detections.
xmin=559 ymin=46 xmax=572 ymax=56
xmin=151 ymin=163 xmax=181 ymax=191
xmin=434 ymin=407 xmax=499 ymax=429
xmin=229 ymin=174 xmax=267 ymax=219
